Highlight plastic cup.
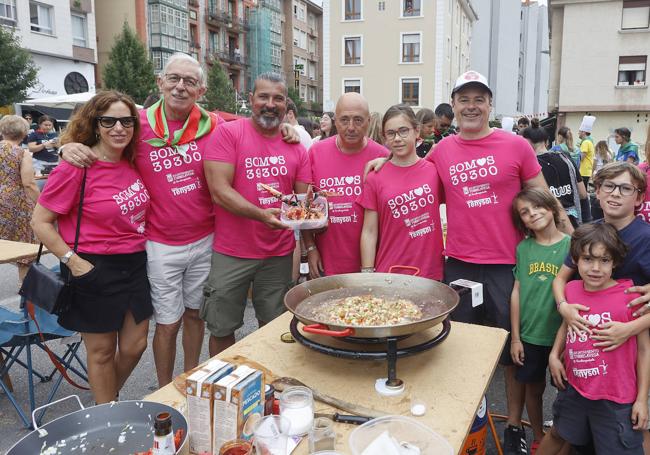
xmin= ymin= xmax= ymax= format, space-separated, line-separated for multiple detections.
xmin=252 ymin=415 xmax=291 ymax=455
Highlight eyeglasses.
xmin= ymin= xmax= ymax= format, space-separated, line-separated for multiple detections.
xmin=337 ymin=116 xmax=366 ymax=127
xmin=384 ymin=127 xmax=413 ymax=141
xmin=599 ymin=181 xmax=641 ymax=197
xmin=164 ymin=73 xmax=200 ymax=88
xmin=96 ymin=116 xmax=137 ymax=129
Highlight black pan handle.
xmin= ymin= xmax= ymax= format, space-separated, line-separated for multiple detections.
xmin=449 ymin=282 xmax=472 ymax=297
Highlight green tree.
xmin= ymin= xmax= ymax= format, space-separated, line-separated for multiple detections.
xmin=0 ymin=27 xmax=38 ymax=106
xmin=102 ymin=22 xmax=156 ymax=104
xmin=287 ymin=87 xmax=307 ymax=116
xmin=204 ymin=61 xmax=237 ymax=113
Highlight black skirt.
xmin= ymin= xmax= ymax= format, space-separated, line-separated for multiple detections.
xmin=58 ymin=251 xmax=153 ymax=333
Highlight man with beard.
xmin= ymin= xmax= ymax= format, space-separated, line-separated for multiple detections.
xmin=303 ymin=92 xmax=388 ymax=277
xmin=202 ymin=73 xmax=311 ymax=355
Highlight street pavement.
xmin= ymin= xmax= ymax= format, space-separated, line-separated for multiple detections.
xmin=0 ymin=258 xmax=555 ymax=454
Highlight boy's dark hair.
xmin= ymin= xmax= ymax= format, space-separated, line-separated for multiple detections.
xmin=511 ymin=188 xmax=560 ymax=236
xmin=569 ymin=223 xmax=628 ymax=267
xmin=522 ymin=119 xmax=548 ymax=145
xmin=434 ymin=103 xmax=454 ymax=121
xmin=593 ymin=161 xmax=647 ymax=194
xmin=518 ymin=117 xmax=530 ymax=128
xmin=286 ymin=98 xmax=298 ymax=116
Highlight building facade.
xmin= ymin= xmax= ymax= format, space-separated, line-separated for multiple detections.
xmin=549 ymin=0 xmax=649 ymax=146
xmin=283 ymin=0 xmax=323 ymax=114
xmin=1 ymin=0 xmax=96 ymax=98
xmin=519 ymin=0 xmax=549 ymax=116
xmin=323 ymin=0 xmax=477 ymax=113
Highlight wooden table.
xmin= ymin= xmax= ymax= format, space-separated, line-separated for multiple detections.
xmin=146 ymin=312 xmax=507 ymax=454
xmin=0 ymin=240 xmax=43 ymax=264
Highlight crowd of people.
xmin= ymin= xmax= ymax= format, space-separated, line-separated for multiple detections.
xmin=3 ymin=54 xmax=650 ymax=453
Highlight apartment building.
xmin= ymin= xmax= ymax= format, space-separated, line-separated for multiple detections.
xmin=1 ymin=0 xmax=96 ymax=98
xmin=323 ymin=0 xmax=477 ymax=113
xmin=95 ymin=0 xmax=249 ymax=92
xmin=247 ymin=0 xmax=283 ymax=88
xmin=549 ymin=0 xmax=650 ymax=144
xmin=283 ymin=0 xmax=323 ymax=114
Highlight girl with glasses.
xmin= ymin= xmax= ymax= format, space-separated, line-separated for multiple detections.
xmin=358 ymin=104 xmax=444 ymax=279
xmin=31 ymin=91 xmax=153 ymax=404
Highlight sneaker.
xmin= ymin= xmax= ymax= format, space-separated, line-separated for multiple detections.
xmin=530 ymin=440 xmax=541 ymax=455
xmin=503 ymin=425 xmax=528 ymax=455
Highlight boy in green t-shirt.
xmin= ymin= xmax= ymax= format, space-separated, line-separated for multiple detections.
xmin=506 ymin=188 xmax=571 ymax=454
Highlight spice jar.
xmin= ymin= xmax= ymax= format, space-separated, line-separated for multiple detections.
xmin=264 ymin=384 xmax=275 ymax=415
xmin=279 ymin=385 xmax=314 ymax=436
xmin=219 ymin=439 xmax=252 ymax=455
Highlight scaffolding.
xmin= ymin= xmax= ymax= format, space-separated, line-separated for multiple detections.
xmin=247 ymin=0 xmax=283 ymax=88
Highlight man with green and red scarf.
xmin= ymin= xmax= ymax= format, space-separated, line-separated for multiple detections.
xmin=60 ymin=53 xmax=298 ymax=388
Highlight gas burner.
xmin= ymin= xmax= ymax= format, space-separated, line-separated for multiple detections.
xmin=289 ymin=317 xmax=451 ymax=395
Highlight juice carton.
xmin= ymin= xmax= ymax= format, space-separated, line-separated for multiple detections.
xmin=212 ymin=365 xmax=265 ymax=451
xmin=185 ymin=359 xmax=235 ymax=455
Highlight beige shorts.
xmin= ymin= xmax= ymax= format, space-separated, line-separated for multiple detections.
xmin=146 ymin=235 xmax=213 ymax=325
xmin=200 ymin=251 xmax=293 ymax=337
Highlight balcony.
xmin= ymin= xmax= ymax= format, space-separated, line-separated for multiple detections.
xmin=205 ymin=48 xmax=247 ymax=67
xmin=70 ymin=0 xmax=92 ymax=13
xmin=189 ymin=0 xmax=199 ymax=6
xmin=206 ymin=9 xmax=249 ymax=32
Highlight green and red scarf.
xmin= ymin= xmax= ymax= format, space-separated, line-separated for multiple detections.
xmin=144 ymin=97 xmax=218 ymax=155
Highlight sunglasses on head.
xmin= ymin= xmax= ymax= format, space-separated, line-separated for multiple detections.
xmin=96 ymin=116 xmax=137 ymax=128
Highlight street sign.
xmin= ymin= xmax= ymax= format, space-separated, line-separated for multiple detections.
xmin=294 ymin=64 xmax=304 ymax=70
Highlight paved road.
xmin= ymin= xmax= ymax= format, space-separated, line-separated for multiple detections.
xmin=0 ymin=259 xmax=555 ymax=453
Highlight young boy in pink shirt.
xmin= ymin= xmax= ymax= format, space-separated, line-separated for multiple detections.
xmin=538 ymin=223 xmax=650 ymax=454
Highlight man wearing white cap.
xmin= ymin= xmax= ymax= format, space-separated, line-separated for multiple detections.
xmin=578 ymin=115 xmax=597 ymax=187
xmin=428 ymin=70 xmax=572 ymax=454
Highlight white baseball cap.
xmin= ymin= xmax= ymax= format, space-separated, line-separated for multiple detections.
xmin=451 ymin=70 xmax=492 ymax=97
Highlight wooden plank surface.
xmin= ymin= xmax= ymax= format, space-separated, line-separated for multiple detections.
xmin=0 ymin=240 xmax=43 ymax=264
xmin=146 ymin=312 xmax=507 ymax=455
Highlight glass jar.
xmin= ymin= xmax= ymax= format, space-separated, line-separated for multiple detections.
xmin=308 ymin=417 xmax=336 ymax=452
xmin=279 ymin=385 xmax=314 ymax=436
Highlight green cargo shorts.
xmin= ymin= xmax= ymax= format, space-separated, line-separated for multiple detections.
xmin=200 ymin=251 xmax=293 ymax=337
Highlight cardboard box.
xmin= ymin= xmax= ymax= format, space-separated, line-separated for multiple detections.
xmin=185 ymin=359 xmax=235 ymax=455
xmin=212 ymin=365 xmax=265 ymax=451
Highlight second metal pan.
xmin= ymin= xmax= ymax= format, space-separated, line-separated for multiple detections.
xmin=284 ymin=273 xmax=459 ymax=338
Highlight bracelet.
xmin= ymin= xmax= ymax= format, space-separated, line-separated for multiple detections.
xmin=556 ymin=300 xmax=567 ymax=310
xmin=360 ymin=267 xmax=375 ymax=273
xmin=57 ymin=144 xmax=66 ymax=158
xmin=305 ymin=245 xmax=317 ymax=253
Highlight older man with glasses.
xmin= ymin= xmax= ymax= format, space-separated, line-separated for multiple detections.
xmin=59 ymin=54 xmax=298 ymax=388
xmin=302 ymin=92 xmax=388 ymax=278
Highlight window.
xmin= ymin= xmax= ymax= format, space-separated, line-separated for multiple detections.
xmin=343 ymin=36 xmax=362 ymax=65
xmin=308 ymin=86 xmax=317 ymax=102
xmin=400 ymin=77 xmax=420 ymax=106
xmin=308 ymin=61 xmax=316 ymax=79
xmin=209 ymin=31 xmax=219 ymax=53
xmin=622 ymin=0 xmax=650 ymax=29
xmin=343 ymin=79 xmax=361 ymax=93
xmin=71 ymin=14 xmax=87 ymax=47
xmin=0 ymin=0 xmax=16 ymax=26
xmin=402 ymin=0 xmax=421 ymax=17
xmin=618 ymin=55 xmax=647 ymax=85
xmin=292 ymin=27 xmax=306 ymax=48
xmin=299 ymin=84 xmax=307 ymax=101
xmin=308 ymin=37 xmax=316 ymax=53
xmin=401 ymin=33 xmax=421 ymax=63
xmin=378 ymin=2 xmax=386 ymax=12
xmin=30 ymin=2 xmax=53 ymax=34
xmin=344 ymin=0 xmax=361 ymax=21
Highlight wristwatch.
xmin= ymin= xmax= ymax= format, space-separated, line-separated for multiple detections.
xmin=60 ymin=251 xmax=74 ymax=264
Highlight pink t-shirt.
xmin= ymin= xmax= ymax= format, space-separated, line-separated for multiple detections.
xmin=636 ymin=163 xmax=650 ymax=223
xmin=204 ymin=119 xmax=311 ymax=259
xmin=309 ymin=137 xmax=389 ymax=275
xmin=428 ymin=129 xmax=541 ymax=264
xmin=565 ymin=279 xmax=639 ymax=404
xmin=357 ymin=159 xmax=444 ymax=280
xmin=39 ymin=160 xmax=150 ymax=254
xmin=134 ymin=109 xmax=222 ymax=245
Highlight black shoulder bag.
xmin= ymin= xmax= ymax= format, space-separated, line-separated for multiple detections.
xmin=19 ymin=168 xmax=88 ymax=315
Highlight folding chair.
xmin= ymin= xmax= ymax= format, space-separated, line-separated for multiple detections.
xmin=0 ymin=301 xmax=88 ymax=428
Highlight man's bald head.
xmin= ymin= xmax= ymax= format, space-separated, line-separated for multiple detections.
xmin=334 ymin=92 xmax=370 ymax=150
xmin=335 ymin=92 xmax=369 ymax=117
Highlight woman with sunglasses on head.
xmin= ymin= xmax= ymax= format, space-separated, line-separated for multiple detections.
xmin=31 ymin=91 xmax=153 ymax=404
xmin=358 ymin=104 xmax=444 ymax=280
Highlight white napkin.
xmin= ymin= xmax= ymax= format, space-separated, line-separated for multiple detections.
xmin=360 ymin=430 xmax=422 ymax=455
